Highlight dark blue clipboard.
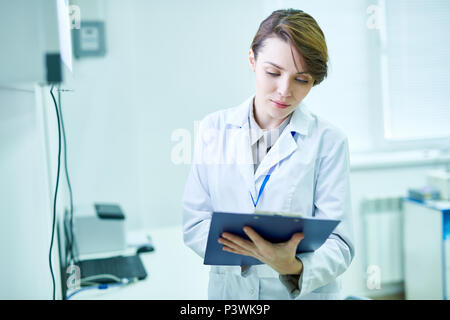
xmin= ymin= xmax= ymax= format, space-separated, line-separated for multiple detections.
xmin=204 ymin=211 xmax=340 ymax=266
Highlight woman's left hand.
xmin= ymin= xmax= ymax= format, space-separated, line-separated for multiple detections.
xmin=218 ymin=226 xmax=304 ymax=275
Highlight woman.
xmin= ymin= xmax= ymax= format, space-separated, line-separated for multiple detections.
xmin=182 ymin=9 xmax=354 ymax=300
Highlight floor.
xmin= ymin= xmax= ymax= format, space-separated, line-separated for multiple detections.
xmin=370 ymin=292 xmax=405 ymax=300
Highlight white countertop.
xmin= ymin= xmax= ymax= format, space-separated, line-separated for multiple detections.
xmin=404 ymin=198 xmax=450 ymax=212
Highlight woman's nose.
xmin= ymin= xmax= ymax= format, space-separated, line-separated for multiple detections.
xmin=277 ymin=78 xmax=291 ymax=97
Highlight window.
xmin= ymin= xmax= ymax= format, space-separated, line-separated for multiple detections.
xmin=380 ymin=0 xmax=450 ymax=141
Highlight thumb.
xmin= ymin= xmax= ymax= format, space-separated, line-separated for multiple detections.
xmin=289 ymin=233 xmax=304 ymax=249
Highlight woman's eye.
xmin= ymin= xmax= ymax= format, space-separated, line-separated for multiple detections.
xmin=266 ymin=71 xmax=309 ymax=84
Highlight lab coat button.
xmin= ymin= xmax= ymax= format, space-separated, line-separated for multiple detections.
xmin=249 ymin=288 xmax=255 ymax=295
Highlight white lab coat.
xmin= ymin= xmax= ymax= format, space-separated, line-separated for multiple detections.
xmin=182 ymin=96 xmax=354 ymax=300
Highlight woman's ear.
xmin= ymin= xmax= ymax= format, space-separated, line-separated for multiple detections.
xmin=248 ymin=49 xmax=256 ymax=72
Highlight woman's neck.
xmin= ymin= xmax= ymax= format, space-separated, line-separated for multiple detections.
xmin=253 ymin=99 xmax=285 ymax=130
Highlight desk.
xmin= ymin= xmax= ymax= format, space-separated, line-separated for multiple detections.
xmin=403 ymin=199 xmax=450 ymax=300
xmin=69 ymin=225 xmax=210 ymax=299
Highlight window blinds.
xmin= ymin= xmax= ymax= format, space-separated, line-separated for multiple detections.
xmin=382 ymin=0 xmax=450 ymax=140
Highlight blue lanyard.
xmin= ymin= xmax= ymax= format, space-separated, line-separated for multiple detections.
xmin=250 ymin=163 xmax=278 ymax=208
xmin=249 ymin=132 xmax=296 ymax=208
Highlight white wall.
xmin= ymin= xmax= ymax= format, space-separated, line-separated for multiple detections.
xmin=0 ymin=87 xmax=59 ymax=299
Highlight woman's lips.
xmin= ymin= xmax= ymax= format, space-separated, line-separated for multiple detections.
xmin=271 ymin=99 xmax=290 ymax=109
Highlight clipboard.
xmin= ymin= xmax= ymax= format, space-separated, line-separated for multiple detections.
xmin=204 ymin=211 xmax=340 ymax=266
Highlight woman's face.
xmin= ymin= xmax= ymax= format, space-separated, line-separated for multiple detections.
xmin=249 ymin=36 xmax=314 ymax=128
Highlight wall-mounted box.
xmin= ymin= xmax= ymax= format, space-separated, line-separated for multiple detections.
xmin=72 ymin=21 xmax=106 ymax=58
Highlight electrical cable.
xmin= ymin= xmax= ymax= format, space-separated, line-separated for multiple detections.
xmin=65 ymin=281 xmax=126 ymax=300
xmin=65 ymin=277 xmax=133 ymax=300
xmin=80 ymin=274 xmax=123 ymax=284
xmin=57 ymin=87 xmax=77 ymax=265
xmin=49 ymin=84 xmax=62 ymax=300
xmin=52 ymin=87 xmax=135 ymax=300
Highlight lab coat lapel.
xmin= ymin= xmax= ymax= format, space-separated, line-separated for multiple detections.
xmin=235 ymin=127 xmax=257 ymax=201
xmin=254 ymin=126 xmax=298 ymax=181
xmin=226 ymin=96 xmax=257 ymax=201
xmin=253 ymin=102 xmax=313 ymax=182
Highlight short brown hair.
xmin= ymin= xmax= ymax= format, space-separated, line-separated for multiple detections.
xmin=251 ymin=9 xmax=328 ymax=86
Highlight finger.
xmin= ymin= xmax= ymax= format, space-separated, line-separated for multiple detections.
xmin=222 ymin=245 xmax=254 ymax=257
xmin=243 ymin=226 xmax=268 ymax=249
xmin=219 ymin=237 xmax=253 ymax=253
xmin=221 ymin=232 xmax=254 ymax=251
xmin=222 ymin=244 xmax=265 ymax=262
xmin=220 ymin=237 xmax=256 ymax=257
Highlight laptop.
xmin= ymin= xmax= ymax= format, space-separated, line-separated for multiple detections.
xmin=57 ymin=209 xmax=148 ymax=299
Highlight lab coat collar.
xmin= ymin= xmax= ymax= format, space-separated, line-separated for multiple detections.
xmin=226 ymin=95 xmax=253 ymax=129
xmin=227 ymin=95 xmax=315 ymax=188
xmin=249 ymin=104 xmax=292 ymax=148
xmin=254 ymin=125 xmax=297 ymax=181
xmin=226 ymin=95 xmax=314 ymax=137
xmin=254 ymin=105 xmax=314 ymax=180
xmin=290 ymin=101 xmax=314 ymax=136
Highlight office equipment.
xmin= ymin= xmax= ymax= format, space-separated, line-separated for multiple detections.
xmin=73 ymin=203 xmax=126 ymax=256
xmin=403 ymin=199 xmax=450 ymax=299
xmin=127 ymin=231 xmax=155 ymax=254
xmin=58 ymin=210 xmax=145 ymax=300
xmin=408 ymin=186 xmax=441 ymax=202
xmin=204 ymin=211 xmax=340 ymax=266
xmin=427 ymin=170 xmax=450 ymax=200
xmin=76 ymin=254 xmax=147 ymax=284
xmin=63 ymin=226 xmax=209 ymax=300
xmin=137 ymin=245 xmax=155 ymax=254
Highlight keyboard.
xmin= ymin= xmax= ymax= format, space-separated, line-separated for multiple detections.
xmin=76 ymin=255 xmax=147 ymax=283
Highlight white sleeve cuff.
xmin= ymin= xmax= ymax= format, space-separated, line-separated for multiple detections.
xmin=241 ymin=265 xmax=251 ymax=277
xmin=279 ymin=271 xmax=303 ymax=299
